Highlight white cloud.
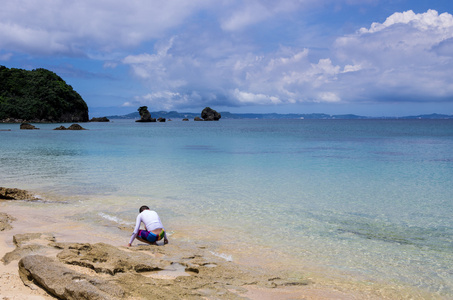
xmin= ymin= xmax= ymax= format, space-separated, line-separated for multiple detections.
xmin=0 ymin=0 xmax=210 ymax=55
xmin=119 ymin=9 xmax=453 ymax=110
xmin=334 ymin=9 xmax=453 ymax=102
xmin=123 ymin=90 xmax=208 ymax=111
xmin=232 ymin=89 xmax=282 ymax=105
xmin=317 ymin=92 xmax=341 ymax=103
xmin=360 ymin=9 xmax=453 ymax=34
xmin=342 ymin=64 xmax=362 ymax=73
xmin=233 ymin=9 xmax=453 ymax=105
xmin=220 ymin=2 xmax=272 ymax=31
xmin=122 ymin=37 xmax=189 ymax=89
xmin=6 ymin=2 xmax=450 ymax=111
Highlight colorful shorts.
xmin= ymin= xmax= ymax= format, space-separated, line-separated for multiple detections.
xmin=138 ymin=229 xmax=165 ymax=243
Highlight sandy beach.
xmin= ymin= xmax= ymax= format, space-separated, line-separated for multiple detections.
xmin=0 ymin=189 xmax=406 ymax=300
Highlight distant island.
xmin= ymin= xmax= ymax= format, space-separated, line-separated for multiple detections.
xmin=107 ymin=111 xmax=453 ymax=120
xmin=0 ymin=66 xmax=89 ymax=123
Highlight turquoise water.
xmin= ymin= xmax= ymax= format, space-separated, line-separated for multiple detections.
xmin=1 ymin=119 xmax=452 ymax=297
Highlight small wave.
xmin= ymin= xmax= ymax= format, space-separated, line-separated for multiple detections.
xmin=98 ymin=212 xmax=129 ymax=225
xmin=209 ymin=251 xmax=233 ymax=262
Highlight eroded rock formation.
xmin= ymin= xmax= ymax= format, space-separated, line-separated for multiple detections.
xmin=136 ymin=106 xmax=156 ymax=122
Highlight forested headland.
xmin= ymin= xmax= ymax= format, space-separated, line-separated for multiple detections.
xmin=0 ymin=66 xmax=88 ymax=122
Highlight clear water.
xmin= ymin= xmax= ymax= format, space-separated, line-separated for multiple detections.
xmin=1 ymin=119 xmax=452 ymax=297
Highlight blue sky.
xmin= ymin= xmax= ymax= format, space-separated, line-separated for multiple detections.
xmin=1 ymin=0 xmax=453 ymax=117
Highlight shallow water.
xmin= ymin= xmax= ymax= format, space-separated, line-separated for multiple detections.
xmin=1 ymin=119 xmax=452 ymax=298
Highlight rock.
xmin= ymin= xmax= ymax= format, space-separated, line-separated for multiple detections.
xmin=54 ymin=124 xmax=86 ymax=130
xmin=3 ymin=244 xmax=47 ymax=265
xmin=57 ymin=242 xmax=170 ymax=275
xmin=157 ymin=117 xmax=166 ymax=122
xmin=136 ymin=106 xmax=154 ymax=122
xmin=0 ymin=187 xmax=40 ymax=200
xmin=89 ymin=117 xmax=109 ymax=122
xmin=20 ymin=123 xmax=39 ymax=130
xmin=2 ymin=233 xmax=57 ymax=264
xmin=67 ymin=124 xmax=86 ymax=130
xmin=8 ymin=234 xmax=311 ymax=299
xmin=0 ymin=212 xmax=16 ymax=231
xmin=201 ymin=107 xmax=221 ymax=121
xmin=194 ymin=117 xmax=203 ymax=121
xmin=182 ymin=118 xmax=189 ymax=121
xmin=11 ymin=233 xmax=56 ymax=250
xmin=19 ymin=255 xmax=125 ymax=300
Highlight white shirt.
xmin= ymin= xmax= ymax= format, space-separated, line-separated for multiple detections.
xmin=129 ymin=210 xmax=164 ymax=244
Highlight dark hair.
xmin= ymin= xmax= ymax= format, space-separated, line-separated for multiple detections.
xmin=139 ymin=205 xmax=149 ymax=213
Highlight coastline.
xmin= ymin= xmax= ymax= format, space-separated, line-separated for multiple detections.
xmin=0 ymin=189 xmax=442 ymax=299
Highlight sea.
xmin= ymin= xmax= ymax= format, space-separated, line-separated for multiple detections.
xmin=1 ymin=119 xmax=452 ymax=298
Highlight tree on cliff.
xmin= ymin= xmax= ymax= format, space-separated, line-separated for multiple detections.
xmin=0 ymin=66 xmax=89 ymax=122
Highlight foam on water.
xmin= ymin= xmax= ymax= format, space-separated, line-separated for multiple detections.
xmin=98 ymin=212 xmax=130 ymax=225
xmin=209 ymin=251 xmax=233 ymax=262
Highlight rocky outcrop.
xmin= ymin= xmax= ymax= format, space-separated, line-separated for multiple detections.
xmin=20 ymin=123 xmax=39 ymax=130
xmin=19 ymin=255 xmax=125 ymax=300
xmin=89 ymin=117 xmax=110 ymax=122
xmin=182 ymin=118 xmax=189 ymax=121
xmin=194 ymin=116 xmax=203 ymax=121
xmin=201 ymin=107 xmax=221 ymax=121
xmin=57 ymin=242 xmax=170 ymax=275
xmin=0 ymin=187 xmax=40 ymax=200
xmin=135 ymin=106 xmax=156 ymax=122
xmin=157 ymin=117 xmax=166 ymax=122
xmin=2 ymin=233 xmax=56 ymax=264
xmin=54 ymin=124 xmax=86 ymax=130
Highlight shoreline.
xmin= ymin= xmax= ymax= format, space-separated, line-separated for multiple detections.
xmin=0 ymin=204 xmax=368 ymax=300
xmin=0 ymin=189 xmax=446 ymax=299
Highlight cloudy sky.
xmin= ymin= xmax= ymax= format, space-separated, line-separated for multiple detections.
xmin=1 ymin=0 xmax=453 ymax=116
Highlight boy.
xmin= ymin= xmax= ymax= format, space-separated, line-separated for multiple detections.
xmin=127 ymin=205 xmax=168 ymax=246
